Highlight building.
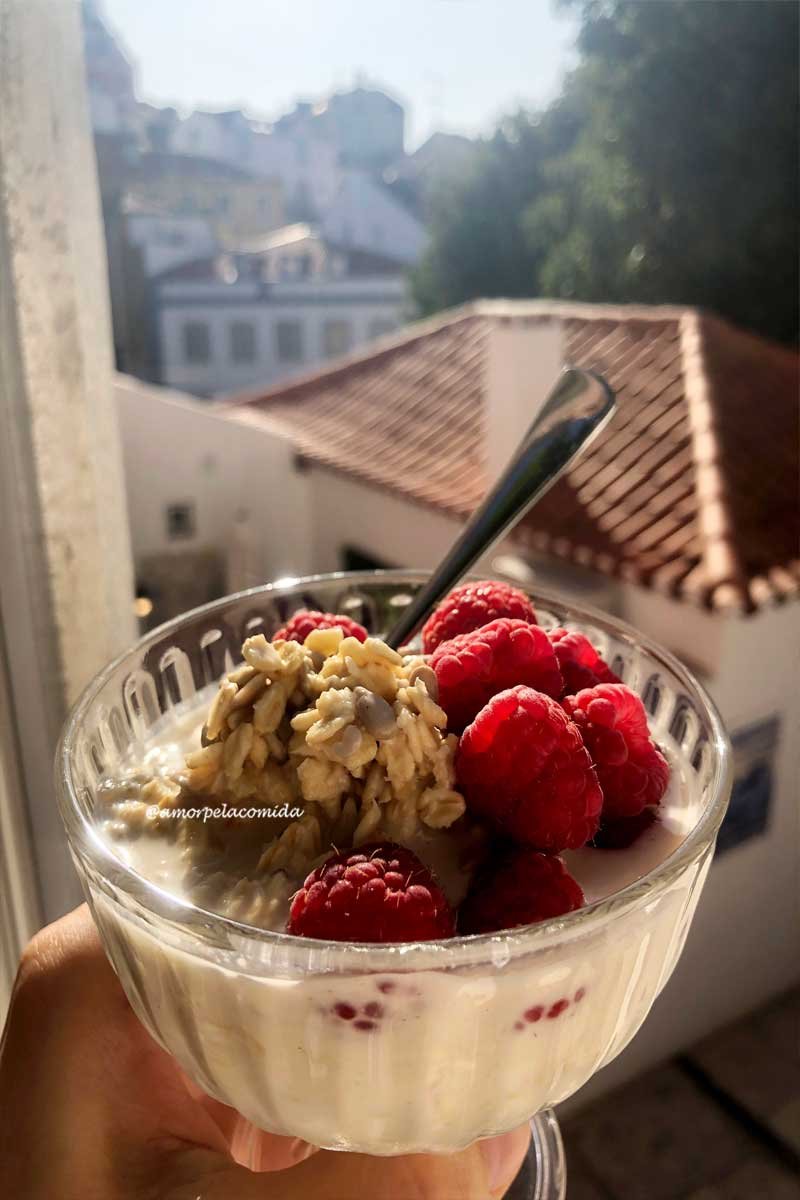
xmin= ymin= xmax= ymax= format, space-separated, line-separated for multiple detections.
xmin=110 ymin=299 xmax=798 ymax=1106
xmin=321 ymin=170 xmax=427 ymax=264
xmin=314 ymin=86 xmax=406 ymax=169
xmin=384 ymin=131 xmax=480 ymax=220
xmin=123 ymin=205 xmax=219 ymax=278
xmin=104 ymin=203 xmax=220 ymax=379
xmin=171 ymin=110 xmax=341 ymax=221
xmin=81 ymin=0 xmax=138 ymax=135
xmin=124 ymin=151 xmax=284 ymax=246
xmin=150 ymin=227 xmax=410 ymax=395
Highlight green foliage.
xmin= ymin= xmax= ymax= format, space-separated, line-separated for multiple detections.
xmin=412 ymin=107 xmax=581 ymax=314
xmin=413 ymin=0 xmax=799 ymax=345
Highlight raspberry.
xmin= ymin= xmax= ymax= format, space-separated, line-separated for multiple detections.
xmin=459 ymin=847 xmax=584 ymax=934
xmin=421 ymin=580 xmax=537 ymax=654
xmin=273 ymin=609 xmax=367 ymax=644
xmin=287 ymin=843 xmax=455 ymax=942
xmin=456 ymin=685 xmax=602 ymax=851
xmin=562 ymin=684 xmax=670 ymax=820
xmin=549 ymin=628 xmax=621 ymax=697
xmin=431 ymin=618 xmax=562 ymax=734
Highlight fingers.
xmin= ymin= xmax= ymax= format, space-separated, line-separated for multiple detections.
xmin=165 ymin=1125 xmax=531 ymax=1200
xmin=13 ymin=902 xmax=107 ymax=988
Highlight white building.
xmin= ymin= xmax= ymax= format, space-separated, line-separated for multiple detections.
xmin=304 ymin=86 xmax=405 ymax=169
xmin=113 ymin=300 xmax=800 ymax=1111
xmin=81 ymin=0 xmax=139 ymax=135
xmin=151 ymin=228 xmax=410 ymax=396
xmin=321 ymin=170 xmax=427 ymax=264
xmin=171 ymin=110 xmax=341 ymax=220
xmin=124 ymin=206 xmax=218 ymax=277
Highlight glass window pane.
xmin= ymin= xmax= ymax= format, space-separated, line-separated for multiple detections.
xmin=368 ymin=318 xmax=396 ymax=340
xmin=183 ymin=321 xmax=210 ymax=363
xmin=230 ymin=320 xmax=256 ymax=363
xmin=323 ymin=319 xmax=352 ymax=358
xmin=275 ymin=320 xmax=304 ymax=363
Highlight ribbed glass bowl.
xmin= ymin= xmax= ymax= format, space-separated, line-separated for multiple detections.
xmin=57 ymin=572 xmax=731 ymax=1157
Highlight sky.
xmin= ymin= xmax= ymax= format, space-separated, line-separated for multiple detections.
xmin=100 ymin=0 xmax=579 ymax=150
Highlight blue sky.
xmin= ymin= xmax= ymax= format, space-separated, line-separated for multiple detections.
xmin=100 ymin=0 xmax=579 ymax=150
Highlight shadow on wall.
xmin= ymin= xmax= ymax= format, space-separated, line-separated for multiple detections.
xmin=135 ymin=548 xmax=226 ymax=633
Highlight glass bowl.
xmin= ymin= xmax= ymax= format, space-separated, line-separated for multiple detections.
xmin=56 ymin=572 xmax=731 ymax=1159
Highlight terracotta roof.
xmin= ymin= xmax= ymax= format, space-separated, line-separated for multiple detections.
xmin=224 ymin=301 xmax=799 ymax=613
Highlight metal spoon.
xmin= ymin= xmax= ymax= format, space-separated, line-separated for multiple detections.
xmin=385 ymin=367 xmax=615 ymax=649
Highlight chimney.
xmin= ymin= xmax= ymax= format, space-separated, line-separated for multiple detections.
xmin=484 ymin=315 xmax=564 ymax=486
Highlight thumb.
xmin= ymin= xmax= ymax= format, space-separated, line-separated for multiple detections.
xmin=163 ymin=1125 xmax=530 ymax=1200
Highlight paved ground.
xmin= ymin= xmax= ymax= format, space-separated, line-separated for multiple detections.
xmin=561 ymin=987 xmax=799 ymax=1199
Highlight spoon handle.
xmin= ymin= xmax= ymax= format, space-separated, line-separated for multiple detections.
xmin=385 ymin=367 xmax=615 ymax=649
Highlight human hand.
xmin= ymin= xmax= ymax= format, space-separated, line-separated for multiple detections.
xmin=0 ymin=905 xmax=530 ymax=1199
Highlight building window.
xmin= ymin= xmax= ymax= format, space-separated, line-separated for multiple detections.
xmin=275 ymin=320 xmax=304 ymax=363
xmin=230 ymin=320 xmax=257 ymax=363
xmin=165 ymin=501 xmax=196 ymax=541
xmin=323 ymin=319 xmax=352 ymax=358
xmin=368 ymin=318 xmax=396 ymax=340
xmin=183 ymin=321 xmax=211 ymax=363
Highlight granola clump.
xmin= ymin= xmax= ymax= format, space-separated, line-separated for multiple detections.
xmin=101 ymin=623 xmax=467 ymax=922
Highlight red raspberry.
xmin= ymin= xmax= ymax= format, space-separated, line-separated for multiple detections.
xmin=287 ymin=843 xmax=455 ymax=942
xmin=456 ymin=685 xmax=602 ymax=851
xmin=432 ymin=618 xmax=562 ymax=734
xmin=562 ymin=684 xmax=670 ymax=820
xmin=421 ymin=580 xmax=537 ymax=654
xmin=549 ymin=628 xmax=621 ymax=697
xmin=273 ymin=609 xmax=367 ymax=644
xmin=459 ymin=847 xmax=584 ymax=935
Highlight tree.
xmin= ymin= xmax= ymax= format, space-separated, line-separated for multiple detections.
xmin=412 ymin=103 xmax=582 ymax=314
xmin=414 ymin=1 xmax=799 ymax=346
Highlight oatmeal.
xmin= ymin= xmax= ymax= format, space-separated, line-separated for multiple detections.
xmin=100 ymin=626 xmax=468 ymax=926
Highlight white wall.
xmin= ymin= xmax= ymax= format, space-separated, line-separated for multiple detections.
xmin=171 ymin=116 xmax=341 ymax=216
xmin=114 ymin=376 xmax=314 ymax=582
xmin=623 ymin=583 xmax=724 ymax=679
xmin=157 ymin=282 xmax=408 ymax=396
xmin=127 ymin=213 xmax=218 ymax=277
xmin=308 ymin=469 xmax=465 ymax=573
xmin=321 ymin=170 xmax=427 ymax=264
xmin=484 ymin=316 xmax=564 ymax=485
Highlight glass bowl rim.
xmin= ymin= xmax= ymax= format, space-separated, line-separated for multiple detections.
xmin=57 ymin=570 xmax=732 ymax=971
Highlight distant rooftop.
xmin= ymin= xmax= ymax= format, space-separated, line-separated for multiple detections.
xmin=130 ymin=151 xmax=256 ymax=184
xmin=152 ymin=233 xmax=407 ymax=286
xmin=223 ymin=300 xmax=799 ymax=614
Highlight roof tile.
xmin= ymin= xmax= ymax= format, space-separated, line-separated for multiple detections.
xmin=224 ymin=301 xmax=799 ymax=613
